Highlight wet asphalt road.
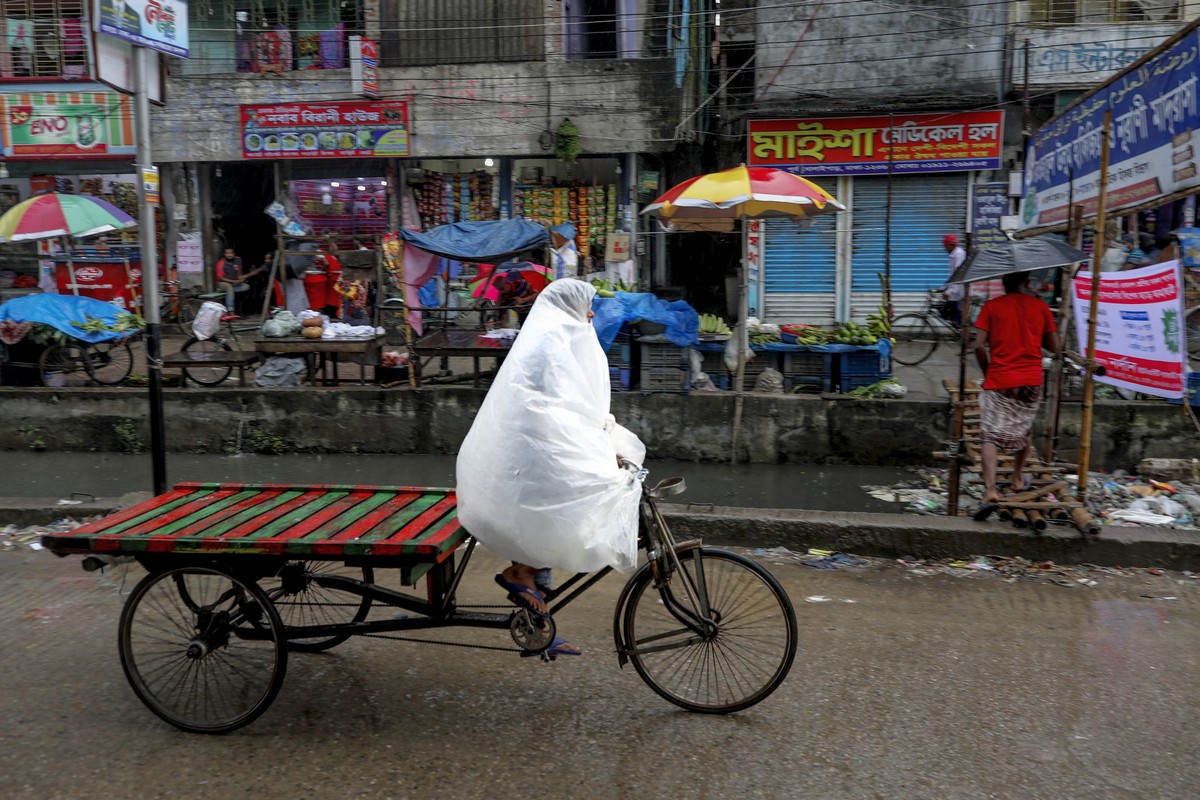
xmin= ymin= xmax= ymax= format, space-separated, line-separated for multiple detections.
xmin=2 ymin=546 xmax=1197 ymax=800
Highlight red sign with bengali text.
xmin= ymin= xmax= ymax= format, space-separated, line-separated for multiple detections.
xmin=239 ymin=100 xmax=409 ymax=159
xmin=748 ymin=111 xmax=1004 ymax=176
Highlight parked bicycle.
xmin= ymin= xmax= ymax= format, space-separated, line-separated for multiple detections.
xmin=178 ymin=312 xmax=263 ymax=386
xmin=158 ymin=280 xmax=201 ymax=336
xmin=891 ymin=289 xmax=982 ymax=366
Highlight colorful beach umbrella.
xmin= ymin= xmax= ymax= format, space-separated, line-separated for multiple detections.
xmin=641 ymin=165 xmax=845 ymax=232
xmin=0 ymin=193 xmax=137 ymax=242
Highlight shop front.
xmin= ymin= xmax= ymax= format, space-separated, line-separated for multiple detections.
xmin=0 ymin=90 xmax=140 ymax=304
xmin=749 ymin=110 xmax=1005 ymax=325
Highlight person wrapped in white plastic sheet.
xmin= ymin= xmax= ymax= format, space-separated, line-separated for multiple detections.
xmin=456 ymin=279 xmax=646 ymax=657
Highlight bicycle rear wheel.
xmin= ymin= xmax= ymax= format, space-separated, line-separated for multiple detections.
xmin=181 ymin=336 xmax=234 ymax=386
xmin=890 ymin=313 xmax=940 ymax=366
xmin=618 ymin=548 xmax=797 ymax=713
xmin=85 ymin=341 xmax=134 ymax=385
xmin=118 ymin=567 xmax=287 ymax=734
xmin=39 ymin=343 xmax=85 ymax=386
xmin=259 ymin=561 xmax=374 ymax=652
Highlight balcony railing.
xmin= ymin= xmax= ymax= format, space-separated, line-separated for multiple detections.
xmin=0 ymin=0 xmax=90 ymax=81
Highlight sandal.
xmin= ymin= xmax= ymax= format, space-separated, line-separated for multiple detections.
xmin=972 ymin=501 xmax=1000 ymax=521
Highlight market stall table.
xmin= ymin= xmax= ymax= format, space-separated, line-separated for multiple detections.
xmin=692 ymin=339 xmax=891 ymax=394
xmin=255 ymin=333 xmax=386 ymax=386
xmin=410 ymin=329 xmax=515 ymax=387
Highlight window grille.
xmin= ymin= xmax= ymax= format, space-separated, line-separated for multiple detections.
xmin=1026 ymin=0 xmax=1182 ymax=24
xmin=378 ymin=0 xmax=543 ymax=67
xmin=178 ymin=0 xmax=363 ymax=75
xmin=0 ymin=0 xmax=89 ymax=80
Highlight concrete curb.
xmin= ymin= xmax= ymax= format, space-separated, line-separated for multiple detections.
xmin=659 ymin=504 xmax=1200 ymax=571
xmin=5 ymin=498 xmax=1198 ymax=571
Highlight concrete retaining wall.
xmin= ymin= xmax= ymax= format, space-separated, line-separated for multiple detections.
xmin=0 ymin=387 xmax=1193 ymax=470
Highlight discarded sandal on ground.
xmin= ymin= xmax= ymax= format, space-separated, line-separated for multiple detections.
xmin=972 ymin=501 xmax=1000 ymax=521
xmin=520 ymin=637 xmax=581 ymax=659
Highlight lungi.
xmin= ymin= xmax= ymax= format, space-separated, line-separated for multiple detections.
xmin=979 ymin=385 xmax=1042 ymax=453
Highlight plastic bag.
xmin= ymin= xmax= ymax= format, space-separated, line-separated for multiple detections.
xmin=254 ymin=356 xmax=306 ymax=387
xmin=456 ymin=280 xmax=646 ymax=573
xmin=191 ymin=301 xmax=226 ymax=341
xmin=724 ymin=324 xmax=754 ymax=372
xmin=755 ymin=367 xmax=784 ymax=393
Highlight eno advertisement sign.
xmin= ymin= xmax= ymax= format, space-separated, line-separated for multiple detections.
xmin=1072 ymin=261 xmax=1187 ymax=399
xmin=748 ymin=111 xmax=1004 ymax=176
xmin=0 ymin=93 xmax=135 ymax=159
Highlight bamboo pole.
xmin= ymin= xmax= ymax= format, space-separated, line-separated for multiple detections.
xmin=1043 ymin=204 xmax=1084 ymax=462
xmin=1077 ymin=110 xmax=1112 ymax=503
xmin=731 ymin=219 xmax=750 ymax=464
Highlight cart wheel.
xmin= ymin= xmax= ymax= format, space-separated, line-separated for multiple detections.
xmin=260 ymin=561 xmax=374 ymax=652
xmin=118 ymin=566 xmax=287 ymax=734
xmin=85 ymin=341 xmax=134 ymax=385
xmin=39 ymin=343 xmax=84 ymax=386
xmin=180 ymin=336 xmax=234 ymax=386
xmin=616 ymin=548 xmax=797 ymax=714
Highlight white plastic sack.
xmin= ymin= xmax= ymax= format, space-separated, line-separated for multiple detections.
xmin=191 ymin=301 xmax=226 ymax=341
xmin=456 ymin=280 xmax=646 ymax=573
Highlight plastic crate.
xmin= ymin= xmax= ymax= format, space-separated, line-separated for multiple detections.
xmin=781 ymin=351 xmax=833 ymax=377
xmin=640 ymin=366 xmax=689 ymax=393
xmin=699 ymin=349 xmax=727 ymax=374
xmin=1167 ymin=372 xmax=1199 ymax=406
xmin=701 ymin=371 xmax=730 ymax=390
xmin=639 ymin=342 xmax=689 ymax=369
xmin=608 ymin=366 xmax=632 ymax=391
xmin=784 ymin=374 xmax=831 ymax=393
xmin=838 ymin=349 xmax=889 ymax=376
xmin=605 ymin=337 xmax=632 ymax=367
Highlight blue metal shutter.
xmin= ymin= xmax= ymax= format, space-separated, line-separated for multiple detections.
xmin=762 ymin=177 xmax=838 ymax=325
xmin=849 ymin=174 xmax=968 ymax=320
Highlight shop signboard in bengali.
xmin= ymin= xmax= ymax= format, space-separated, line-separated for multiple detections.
xmin=350 ymin=37 xmax=380 ymax=99
xmin=240 ymin=101 xmax=410 ymax=159
xmin=1 ymin=93 xmax=135 ymax=159
xmin=1020 ymin=31 xmax=1200 ymax=232
xmin=94 ymin=0 xmax=189 ymax=59
xmin=971 ymin=183 xmax=1010 ymax=251
xmin=1072 ymin=262 xmax=1187 ymax=399
xmin=747 ymin=111 xmax=1004 ymax=176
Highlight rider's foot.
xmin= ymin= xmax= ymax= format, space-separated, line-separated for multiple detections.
xmin=500 ymin=565 xmax=547 ymax=615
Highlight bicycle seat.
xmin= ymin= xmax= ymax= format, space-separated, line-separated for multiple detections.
xmin=649 ymin=477 xmax=687 ymax=499
xmin=220 ymin=314 xmax=242 ymax=322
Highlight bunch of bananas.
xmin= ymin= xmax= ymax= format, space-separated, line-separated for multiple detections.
xmin=590 ymin=278 xmax=637 ymax=298
xmin=866 ymin=306 xmax=890 ymax=339
xmin=788 ymin=327 xmax=835 ymax=345
xmin=698 ymin=313 xmax=731 ymax=336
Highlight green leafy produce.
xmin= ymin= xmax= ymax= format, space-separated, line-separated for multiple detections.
xmin=848 ymin=377 xmax=906 ymax=399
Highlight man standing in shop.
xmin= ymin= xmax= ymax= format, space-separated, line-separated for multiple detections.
xmin=970 ymin=271 xmax=1058 ymax=521
xmin=550 ymin=222 xmax=580 ymax=280
xmin=215 ymin=247 xmax=249 ymax=314
xmin=940 ymin=234 xmax=967 ymax=326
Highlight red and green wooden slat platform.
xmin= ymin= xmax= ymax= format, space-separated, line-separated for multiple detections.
xmin=40 ymin=483 xmax=465 ymax=561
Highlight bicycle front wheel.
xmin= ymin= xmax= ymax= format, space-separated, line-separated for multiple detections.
xmin=890 ymin=313 xmax=939 ymax=366
xmin=85 ymin=341 xmax=134 ymax=385
xmin=118 ymin=567 xmax=287 ymax=734
xmin=181 ymin=336 xmax=234 ymax=386
xmin=619 ymin=548 xmax=797 ymax=714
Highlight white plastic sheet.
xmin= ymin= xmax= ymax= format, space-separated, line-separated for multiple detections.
xmin=191 ymin=301 xmax=226 ymax=341
xmin=456 ymin=280 xmax=646 ymax=572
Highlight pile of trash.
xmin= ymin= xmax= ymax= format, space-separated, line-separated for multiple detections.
xmin=740 ymin=545 xmax=1197 ymax=591
xmin=861 ymin=466 xmax=1200 ymax=530
xmin=0 ymin=517 xmax=91 ymax=551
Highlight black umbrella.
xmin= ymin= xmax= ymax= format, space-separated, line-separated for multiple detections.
xmin=949 ymin=236 xmax=1087 ymax=284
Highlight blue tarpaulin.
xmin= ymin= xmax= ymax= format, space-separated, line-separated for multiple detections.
xmin=0 ymin=293 xmax=135 ymax=343
xmin=395 ymin=219 xmax=548 ymax=262
xmin=592 ymin=291 xmax=700 ymax=350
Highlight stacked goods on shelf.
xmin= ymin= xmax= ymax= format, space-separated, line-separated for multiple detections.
xmin=514 ymin=183 xmax=619 ymax=255
xmin=639 ymin=341 xmax=688 ymax=393
xmin=417 ymin=172 xmax=499 ymax=228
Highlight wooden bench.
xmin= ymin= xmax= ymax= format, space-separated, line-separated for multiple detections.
xmin=163 ymin=349 xmax=260 ymax=387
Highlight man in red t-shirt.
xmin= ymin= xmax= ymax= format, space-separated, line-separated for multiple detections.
xmin=971 ymin=271 xmax=1059 ymax=520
